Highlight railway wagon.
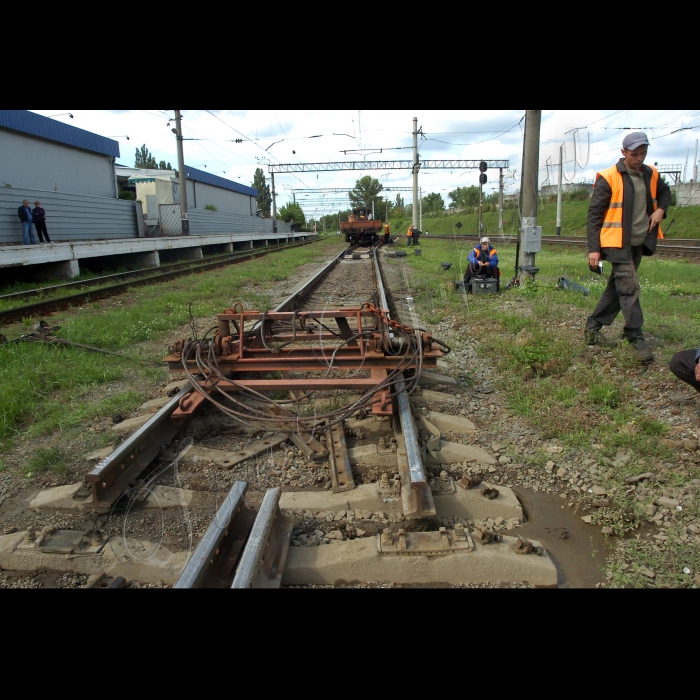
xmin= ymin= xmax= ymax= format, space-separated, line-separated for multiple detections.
xmin=340 ymin=208 xmax=382 ymax=246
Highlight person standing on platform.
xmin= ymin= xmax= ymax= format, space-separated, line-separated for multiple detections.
xmin=32 ymin=201 xmax=52 ymax=244
xmin=17 ymin=199 xmax=37 ymax=245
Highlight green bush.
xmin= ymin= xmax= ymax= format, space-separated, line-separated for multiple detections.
xmin=204 ymin=204 xmax=217 ymax=211
xmin=118 ymin=191 xmax=136 ymax=200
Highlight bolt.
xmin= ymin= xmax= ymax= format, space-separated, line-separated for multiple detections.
xmin=24 ymin=527 xmax=36 ymax=543
xmin=381 ymin=528 xmax=392 ymax=546
xmin=454 ymin=522 xmax=466 ymax=542
xmin=440 ymin=470 xmax=449 ymax=482
xmin=91 ymin=529 xmax=104 ymax=546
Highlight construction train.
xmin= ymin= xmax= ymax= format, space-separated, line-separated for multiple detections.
xmin=340 ymin=208 xmax=383 ymax=246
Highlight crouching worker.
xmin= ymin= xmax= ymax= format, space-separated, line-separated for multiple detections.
xmin=669 ymin=345 xmax=700 ymax=395
xmin=463 ymin=237 xmax=500 ymax=290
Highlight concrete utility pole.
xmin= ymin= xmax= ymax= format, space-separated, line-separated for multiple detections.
xmin=498 ymin=168 xmax=504 ymax=235
xmin=556 ymin=144 xmax=563 ymax=236
xmin=412 ymin=117 xmax=419 ymax=230
xmin=693 ymin=138 xmax=698 ymax=182
xmin=174 ymin=109 xmax=189 ymax=235
xmin=419 ymin=186 xmax=423 ymax=231
xmin=372 ymin=200 xmax=375 ymax=219
xmin=271 ymin=171 xmax=277 ymax=233
xmin=519 ymin=110 xmax=542 ymax=282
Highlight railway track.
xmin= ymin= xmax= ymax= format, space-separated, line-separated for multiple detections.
xmin=6 ymin=242 xmax=559 ymax=589
xmin=0 ymin=239 xmax=313 ymax=325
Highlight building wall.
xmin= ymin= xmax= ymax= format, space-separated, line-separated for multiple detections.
xmin=0 ymin=129 xmax=117 ymax=198
xmin=0 ymin=187 xmax=137 ymax=244
xmin=673 ymin=182 xmax=700 ymax=206
xmin=185 ymin=180 xmax=255 ymax=215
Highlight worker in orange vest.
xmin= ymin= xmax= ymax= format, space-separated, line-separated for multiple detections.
xmin=407 ymin=225 xmax=414 ymax=246
xmin=384 ymin=222 xmax=391 ymax=244
xmin=585 ymin=132 xmax=671 ymax=362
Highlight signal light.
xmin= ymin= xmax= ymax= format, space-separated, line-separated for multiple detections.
xmin=479 ymin=173 xmax=487 ymax=185
xmin=479 ymin=161 xmax=488 ymax=172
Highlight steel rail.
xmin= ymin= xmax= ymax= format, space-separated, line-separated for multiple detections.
xmin=231 ymin=487 xmax=293 ymax=588
xmin=0 ymin=240 xmax=314 ymax=325
xmin=372 ymin=249 xmax=435 ymax=518
xmin=173 ymin=480 xmax=251 ymax=588
xmin=86 ymin=386 xmax=193 ymax=509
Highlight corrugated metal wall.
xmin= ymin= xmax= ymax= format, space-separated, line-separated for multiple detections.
xmin=0 ymin=188 xmax=138 ymax=245
xmin=188 ymin=209 xmax=291 ymax=235
xmin=186 ymin=180 xmax=256 ymax=216
xmin=0 ymin=130 xmax=117 ymax=198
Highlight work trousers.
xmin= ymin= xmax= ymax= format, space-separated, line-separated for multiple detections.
xmin=585 ymin=246 xmax=644 ymax=341
xmin=21 ymin=221 xmax=37 ymax=245
xmin=35 ymin=221 xmax=51 ymax=243
xmin=464 ymin=262 xmax=500 ymax=289
xmin=669 ymin=350 xmax=700 ymax=394
xmin=407 ymin=236 xmax=413 ymax=246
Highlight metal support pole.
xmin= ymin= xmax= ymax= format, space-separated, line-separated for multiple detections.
xmin=556 ymin=144 xmax=563 ymax=236
xmin=498 ymin=168 xmax=504 ymax=235
xmin=372 ymin=199 xmax=375 ymax=219
xmin=271 ymin=171 xmax=277 ymax=233
xmin=693 ymin=138 xmax=698 ymax=182
xmin=519 ymin=110 xmax=542 ymax=282
xmin=419 ymin=186 xmax=422 ymax=231
xmin=412 ymin=117 xmax=419 ymax=230
xmin=174 ymin=109 xmax=189 ymax=235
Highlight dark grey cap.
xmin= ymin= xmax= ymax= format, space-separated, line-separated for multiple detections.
xmin=622 ymin=131 xmax=649 ymax=151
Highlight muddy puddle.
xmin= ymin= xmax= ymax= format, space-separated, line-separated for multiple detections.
xmin=513 ymin=487 xmax=614 ymax=588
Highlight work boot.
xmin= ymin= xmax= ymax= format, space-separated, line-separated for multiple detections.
xmin=629 ymin=337 xmax=654 ymax=362
xmin=584 ymin=329 xmax=619 ymax=348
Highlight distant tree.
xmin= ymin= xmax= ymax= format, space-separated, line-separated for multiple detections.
xmin=395 ymin=194 xmax=405 ymax=209
xmin=252 ymin=168 xmax=272 ymax=216
xmin=349 ymin=175 xmax=384 ymax=214
xmin=159 ymin=160 xmax=173 ymax=170
xmin=422 ymin=192 xmax=445 ymax=214
xmin=448 ymin=185 xmax=480 ymax=209
xmin=278 ymin=202 xmax=306 ymax=228
xmin=135 ymin=145 xmax=158 ymax=169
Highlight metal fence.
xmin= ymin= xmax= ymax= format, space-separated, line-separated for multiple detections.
xmin=159 ymin=204 xmax=183 ymax=236
xmin=0 ymin=187 xmax=138 ymax=245
xmin=188 ymin=208 xmax=291 ymax=235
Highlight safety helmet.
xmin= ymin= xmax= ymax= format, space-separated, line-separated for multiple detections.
xmin=480 ymin=236 xmax=490 ymax=244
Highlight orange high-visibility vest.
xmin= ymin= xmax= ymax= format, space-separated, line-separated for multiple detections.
xmin=598 ymin=164 xmax=663 ymax=248
xmin=385 ymin=224 xmax=390 ymax=234
xmin=407 ymin=227 xmax=413 ymax=236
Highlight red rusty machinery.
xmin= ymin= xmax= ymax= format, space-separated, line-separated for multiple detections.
xmin=163 ymin=302 xmax=449 ymax=428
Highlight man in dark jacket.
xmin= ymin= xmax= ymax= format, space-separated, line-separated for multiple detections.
xmin=32 ymin=201 xmax=52 ymax=244
xmin=464 ymin=237 xmax=500 ymax=290
xmin=585 ymin=132 xmax=671 ymax=362
xmin=669 ymin=346 xmax=700 ymax=395
xmin=17 ymin=199 xmax=38 ymax=245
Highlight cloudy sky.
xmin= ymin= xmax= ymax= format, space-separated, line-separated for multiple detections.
xmin=31 ymin=110 xmax=700 ymax=220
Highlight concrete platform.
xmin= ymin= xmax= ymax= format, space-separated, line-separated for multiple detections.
xmin=0 ymin=232 xmax=313 ymax=279
xmin=282 ymin=534 xmax=557 ymax=587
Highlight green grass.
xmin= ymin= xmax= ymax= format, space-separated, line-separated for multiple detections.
xmin=388 ymin=200 xmax=700 ymax=239
xmin=27 ymin=446 xmax=70 ymax=475
xmin=0 ymin=238 xmax=342 ymax=452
